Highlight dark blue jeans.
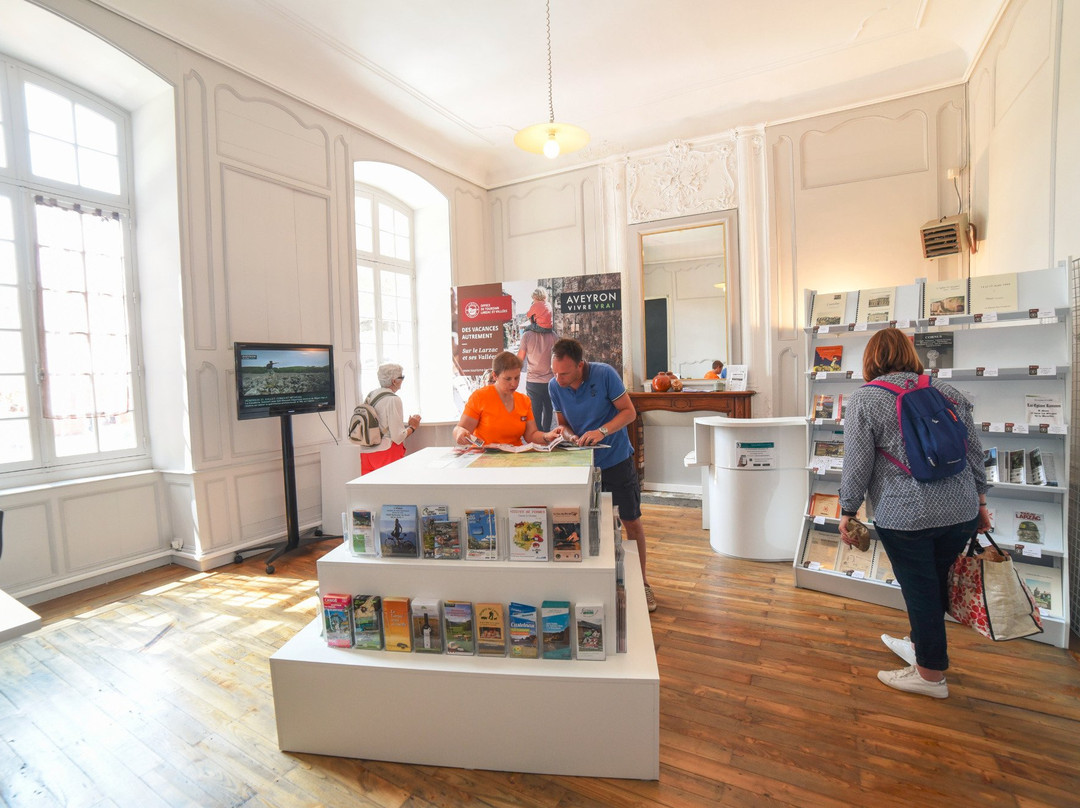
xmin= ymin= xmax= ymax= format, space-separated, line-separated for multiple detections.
xmin=526 ymin=381 xmax=553 ymax=432
xmin=874 ymin=517 xmax=977 ymax=671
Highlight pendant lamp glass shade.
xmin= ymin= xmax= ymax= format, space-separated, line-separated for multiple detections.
xmin=514 ymin=121 xmax=590 ymax=159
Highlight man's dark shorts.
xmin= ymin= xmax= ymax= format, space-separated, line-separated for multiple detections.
xmin=600 ymin=456 xmax=641 ymax=521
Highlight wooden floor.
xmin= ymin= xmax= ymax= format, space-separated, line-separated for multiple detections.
xmin=3 ymin=503 xmax=1080 ymax=807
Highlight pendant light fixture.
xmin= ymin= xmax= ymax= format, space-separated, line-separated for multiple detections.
xmin=513 ymin=0 xmax=589 ymax=159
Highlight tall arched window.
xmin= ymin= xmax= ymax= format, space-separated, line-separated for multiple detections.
xmin=0 ymin=55 xmax=145 ymax=477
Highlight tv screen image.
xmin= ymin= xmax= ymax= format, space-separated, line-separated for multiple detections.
xmin=234 ymin=342 xmax=335 ymax=420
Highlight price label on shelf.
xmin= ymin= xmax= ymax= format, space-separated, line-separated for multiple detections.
xmin=1038 ymin=607 xmax=1050 ymax=617
xmin=1011 ymin=423 xmax=1029 ymax=434
xmin=813 ymin=516 xmax=826 ymax=525
xmin=937 ymin=368 xmax=953 ymax=378
xmin=981 ymin=312 xmax=998 ymax=323
xmin=989 ymin=422 xmax=1005 ymax=433
xmin=850 ymin=570 xmax=866 ymax=579
xmin=1048 ymin=425 xmax=1067 ymax=435
xmin=807 ymin=561 xmax=822 ymax=570
xmin=937 ymin=315 xmax=951 ymax=326
xmin=819 ymin=325 xmax=832 ymax=334
xmin=853 ymin=322 xmax=868 ymax=332
xmin=1036 ymin=366 xmax=1057 ymax=376
xmin=815 ymin=371 xmax=827 ymax=380
xmin=982 ymin=367 xmax=999 ymax=377
xmin=894 ymin=319 xmax=911 ymax=329
xmin=814 ymin=418 xmax=823 ymax=425
xmin=1020 ymin=544 xmax=1042 ymax=558
xmin=1038 ymin=308 xmax=1055 ymax=319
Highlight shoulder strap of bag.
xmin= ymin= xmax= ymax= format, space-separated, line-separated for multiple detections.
xmin=366 ymin=390 xmax=393 ymax=407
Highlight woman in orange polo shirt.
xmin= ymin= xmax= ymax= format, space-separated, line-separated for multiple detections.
xmin=453 ymin=351 xmax=559 ymax=447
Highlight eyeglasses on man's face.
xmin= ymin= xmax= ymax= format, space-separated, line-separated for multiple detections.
xmin=395 ymin=376 xmax=405 ymax=381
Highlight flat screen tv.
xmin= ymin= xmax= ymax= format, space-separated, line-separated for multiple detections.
xmin=234 ymin=342 xmax=335 ymax=420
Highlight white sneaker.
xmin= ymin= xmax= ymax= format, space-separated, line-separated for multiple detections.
xmin=881 ymin=633 xmax=916 ymax=666
xmin=877 ymin=665 xmax=949 ymax=699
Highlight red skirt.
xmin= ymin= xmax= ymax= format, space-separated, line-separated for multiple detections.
xmin=361 ymin=442 xmax=406 ymax=475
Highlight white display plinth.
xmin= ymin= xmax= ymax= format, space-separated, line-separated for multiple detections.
xmin=0 ymin=589 xmax=40 ymax=644
xmin=693 ymin=416 xmax=808 ymax=560
xmin=270 ymin=447 xmax=659 ymax=779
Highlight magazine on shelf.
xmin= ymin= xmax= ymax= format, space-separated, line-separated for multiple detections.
xmin=476 ymin=602 xmax=507 ymax=656
xmin=913 ymin=332 xmax=954 ymax=370
xmin=983 ymin=447 xmax=1000 ymax=482
xmin=969 ymin=272 xmax=1019 ymax=314
xmin=432 ymin=520 xmax=463 ymax=559
xmin=855 ymin=286 xmax=896 ymax=323
xmin=419 ymin=505 xmax=450 ymax=559
xmin=870 ymin=543 xmax=899 ymax=585
xmin=379 ymin=504 xmax=419 ymax=558
xmin=924 ymin=278 xmax=968 ymax=318
xmin=1024 ymin=394 xmax=1064 ymax=426
xmin=812 ymin=393 xmax=838 ymax=420
xmin=508 ymin=602 xmax=538 ymax=658
xmin=808 ymin=493 xmax=840 ymax=519
xmin=836 ymin=541 xmax=875 ymax=578
xmin=1006 ymin=449 xmax=1027 ymax=484
xmin=464 ymin=508 xmax=499 ymax=560
xmin=443 ymin=601 xmax=475 ymax=655
xmin=551 ymin=506 xmax=582 ymax=561
xmin=352 ymin=594 xmax=383 ymax=650
xmin=410 ymin=598 xmax=444 ymax=653
xmin=382 ymin=596 xmax=412 ymax=652
xmin=801 ymin=528 xmax=842 ymax=570
xmin=509 ymin=506 xmax=549 ymax=561
xmin=349 ymin=509 xmax=374 ymax=556
xmin=811 ymin=440 xmax=845 ymax=471
xmin=541 ymin=601 xmax=572 ymax=660
xmin=322 ymin=593 xmax=353 ymax=648
xmin=810 ymin=291 xmax=847 ymax=327
xmin=575 ymin=603 xmax=606 ymax=661
xmin=1013 ymin=562 xmax=1062 ymax=617
xmin=1013 ymin=510 xmax=1044 ymax=545
xmin=812 ymin=345 xmax=843 ymax=373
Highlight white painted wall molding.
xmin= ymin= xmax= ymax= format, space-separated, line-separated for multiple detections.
xmin=183 ymin=69 xmax=218 ymax=353
xmin=626 ymin=138 xmax=738 ymax=225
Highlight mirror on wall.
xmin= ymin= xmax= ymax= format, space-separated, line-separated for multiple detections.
xmin=640 ymin=221 xmax=733 ymax=380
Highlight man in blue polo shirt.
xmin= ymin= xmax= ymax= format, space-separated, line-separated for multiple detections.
xmin=548 ymin=338 xmax=656 ymax=612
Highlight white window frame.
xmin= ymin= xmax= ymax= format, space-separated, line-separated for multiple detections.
xmin=0 ymin=54 xmax=148 ymax=483
xmin=354 ymin=183 xmax=419 ymax=410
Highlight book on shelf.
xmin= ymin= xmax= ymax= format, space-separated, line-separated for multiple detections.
xmin=1028 ymin=447 xmax=1059 ymax=487
xmin=801 ymin=528 xmax=842 ymax=570
xmin=1024 ymin=394 xmax=1064 ymax=426
xmin=924 ymin=278 xmax=968 ymax=318
xmin=509 ymin=506 xmax=548 ymax=561
xmin=855 ymin=286 xmax=896 ymax=323
xmin=349 ymin=509 xmax=374 ymax=556
xmin=812 ymin=393 xmax=839 ymax=420
xmin=508 ymin=602 xmax=538 ymax=658
xmin=352 ymin=594 xmax=383 ymax=650
xmin=419 ymin=505 xmax=449 ymax=559
xmin=836 ymin=540 xmax=875 ymax=578
xmin=812 ymin=345 xmax=843 ymax=373
xmin=1014 ymin=562 xmax=1062 ymax=617
xmin=322 ymin=593 xmax=353 ymax=648
xmin=913 ymin=332 xmax=954 ymax=370
xmin=983 ymin=447 xmax=1000 ymax=482
xmin=575 ymin=603 xmax=606 ymax=661
xmin=808 ymin=493 xmax=840 ymax=519
xmin=1013 ymin=510 xmax=1044 ymax=545
xmin=476 ymin=602 xmax=507 ymax=656
xmin=382 ymin=596 xmax=412 ymax=652
xmin=443 ymin=600 xmax=475 ymax=655
xmin=870 ymin=544 xmax=899 ymax=586
xmin=1006 ymin=449 xmax=1027 ymax=484
xmin=969 ymin=272 xmax=1018 ymax=314
xmin=810 ymin=291 xmax=847 ymax=327
xmin=551 ymin=506 xmax=582 ymax=561
xmin=541 ymin=601 xmax=572 ymax=660
xmin=379 ymin=504 xmax=419 ymax=558
xmin=811 ymin=440 xmax=845 ymax=471
xmin=464 ymin=508 xmax=499 ymax=560
xmin=411 ymin=598 xmax=444 ymax=653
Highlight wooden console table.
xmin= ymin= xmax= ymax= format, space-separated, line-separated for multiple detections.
xmin=627 ymin=391 xmax=755 ymax=488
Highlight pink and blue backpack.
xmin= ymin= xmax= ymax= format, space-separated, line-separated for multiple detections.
xmin=865 ymin=374 xmax=968 ymax=482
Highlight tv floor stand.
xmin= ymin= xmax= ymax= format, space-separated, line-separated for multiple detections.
xmin=234 ymin=411 xmax=328 ymax=574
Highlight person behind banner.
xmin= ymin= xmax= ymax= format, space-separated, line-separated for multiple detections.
xmin=359 ymin=363 xmax=420 ymax=474
xmin=522 ymin=287 xmax=554 ymax=334
xmin=548 ymin=338 xmax=657 ymax=613
xmin=517 ymin=328 xmax=557 ymax=431
xmin=453 ymin=351 xmax=560 ymax=447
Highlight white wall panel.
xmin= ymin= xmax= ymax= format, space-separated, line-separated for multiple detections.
xmin=801 ymin=111 xmax=928 ymax=189
xmin=0 ymin=503 xmax=55 ymax=590
xmin=60 ymin=484 xmax=163 ymax=570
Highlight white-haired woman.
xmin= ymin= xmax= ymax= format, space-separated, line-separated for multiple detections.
xmin=359 ymin=363 xmax=420 ymax=474
xmin=523 ymin=286 xmax=553 ymax=334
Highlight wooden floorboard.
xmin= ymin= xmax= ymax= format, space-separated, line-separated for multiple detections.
xmin=2 ymin=502 xmax=1079 ymax=807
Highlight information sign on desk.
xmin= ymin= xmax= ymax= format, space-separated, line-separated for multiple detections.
xmin=627 ymin=391 xmax=754 ymax=488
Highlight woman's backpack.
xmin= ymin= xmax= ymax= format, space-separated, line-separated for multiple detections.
xmin=348 ymin=391 xmax=393 ymax=446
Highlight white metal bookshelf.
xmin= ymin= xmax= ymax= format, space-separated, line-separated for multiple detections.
xmin=795 ymin=267 xmax=1071 ymax=648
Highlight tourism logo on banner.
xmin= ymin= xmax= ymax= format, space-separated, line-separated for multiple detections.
xmin=457 ymin=293 xmax=513 ymax=374
xmin=558 ymin=289 xmax=621 ymax=313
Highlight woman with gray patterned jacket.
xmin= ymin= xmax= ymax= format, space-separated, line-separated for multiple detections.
xmin=839 ymin=328 xmax=991 ymax=699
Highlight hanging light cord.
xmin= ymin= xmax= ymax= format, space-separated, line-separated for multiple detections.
xmin=545 ymin=0 xmax=555 ymax=124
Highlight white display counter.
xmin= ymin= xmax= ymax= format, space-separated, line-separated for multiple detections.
xmin=271 ymin=447 xmax=660 ymax=779
xmin=690 ymin=416 xmax=808 ymax=560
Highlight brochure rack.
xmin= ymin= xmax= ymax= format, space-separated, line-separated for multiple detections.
xmin=270 ymin=447 xmax=660 ymax=778
xmin=795 ymin=267 xmax=1071 ymax=648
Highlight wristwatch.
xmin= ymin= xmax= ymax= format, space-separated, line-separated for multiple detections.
xmin=598 ymin=425 xmax=609 ymax=436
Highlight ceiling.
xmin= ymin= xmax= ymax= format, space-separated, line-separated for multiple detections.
xmin=55 ymin=1 xmax=1008 ymax=188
